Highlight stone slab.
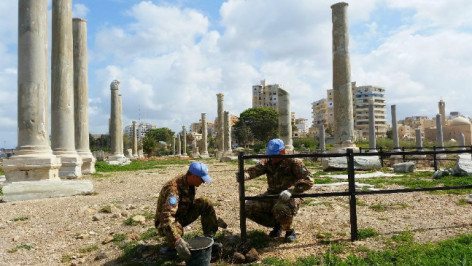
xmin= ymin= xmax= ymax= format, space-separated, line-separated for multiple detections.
xmin=220 ymin=156 xmax=238 ymax=162
xmin=393 ymin=162 xmax=416 ymax=173
xmin=314 ymin=182 xmax=376 ymax=190
xmin=323 ymin=171 xmax=399 ymax=180
xmin=322 ymin=156 xmax=381 ymax=170
xmin=452 ymin=154 xmax=472 ymax=176
xmin=2 ymin=180 xmax=94 ymax=202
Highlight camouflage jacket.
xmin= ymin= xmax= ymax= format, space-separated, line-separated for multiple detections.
xmin=245 ymin=158 xmax=313 ymax=194
xmin=154 ymin=174 xmax=195 ymax=241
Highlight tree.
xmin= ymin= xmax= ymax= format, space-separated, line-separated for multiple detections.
xmin=234 ymin=107 xmax=278 ymax=146
xmin=142 ymin=127 xmax=175 ymax=156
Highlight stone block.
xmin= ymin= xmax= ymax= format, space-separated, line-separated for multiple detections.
xmin=3 ymin=155 xmax=61 ymax=182
xmin=79 ymin=152 xmax=96 ymax=175
xmin=2 ymin=179 xmax=94 ymax=202
xmin=393 ymin=162 xmax=416 ymax=173
xmin=452 ymin=154 xmax=472 ymax=176
xmin=322 ymin=156 xmax=381 ymax=170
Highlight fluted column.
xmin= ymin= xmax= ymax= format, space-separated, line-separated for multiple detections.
xmin=224 ymin=111 xmax=233 ymax=154
xmin=51 ymin=0 xmax=82 ymax=178
xmin=182 ymin=126 xmax=187 ymax=156
xmin=415 ymin=128 xmax=423 ymax=151
xmin=201 ymin=113 xmax=209 ymax=157
xmin=368 ymin=100 xmax=377 ymax=153
xmin=332 ymin=2 xmax=355 ymax=148
xmin=391 ymin=105 xmax=401 ymax=152
xmin=108 ymin=80 xmax=128 ymax=164
xmin=4 ymin=0 xmax=61 ymax=182
xmin=277 ymin=88 xmax=293 ymax=150
xmin=436 ymin=114 xmax=444 ymax=150
xmin=319 ymin=124 xmax=326 ymax=153
xmin=216 ymin=93 xmax=225 ymax=156
xmin=132 ymin=121 xmax=138 ymax=157
xmin=73 ymin=18 xmax=95 ymax=174
xmin=176 ymin=134 xmax=182 ymax=156
xmin=172 ymin=136 xmax=176 ymax=155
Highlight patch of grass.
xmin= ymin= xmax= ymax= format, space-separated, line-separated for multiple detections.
xmin=112 ymin=233 xmax=127 ymax=243
xmin=60 ymin=254 xmax=72 ymax=263
xmin=391 ymin=231 xmax=414 ymax=243
xmin=79 ymin=244 xmax=99 ymax=253
xmin=123 ymin=217 xmax=139 ymax=226
xmin=142 ymin=210 xmax=155 ymax=220
xmin=357 ymin=228 xmax=379 ymax=240
xmin=140 ymin=228 xmax=158 ymax=241
xmin=95 ymin=160 xmax=164 ymax=173
xmin=329 ymin=242 xmax=346 ymax=254
xmin=369 ymin=202 xmax=409 ymax=212
xmin=7 ymin=243 xmax=33 ymax=253
xmin=356 ymin=199 xmax=368 ymax=206
xmin=12 ymin=216 xmax=29 ymax=222
xmin=313 ymin=176 xmax=337 ymax=184
xmin=316 ymin=232 xmax=334 ymax=244
xmin=183 ymin=230 xmax=203 ymax=241
xmin=294 ymin=255 xmax=321 ymax=265
xmin=0 ymin=167 xmax=4 ymax=175
xmin=0 ymin=186 xmax=3 ymax=196
xmin=261 ymin=257 xmax=290 ymax=266
xmin=247 ymin=229 xmax=271 ymax=249
xmin=456 ymin=198 xmax=469 ymax=206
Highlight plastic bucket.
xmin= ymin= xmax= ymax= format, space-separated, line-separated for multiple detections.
xmin=186 ymin=236 xmax=214 ymax=266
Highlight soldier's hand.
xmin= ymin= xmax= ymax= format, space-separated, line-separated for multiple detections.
xmin=279 ymin=190 xmax=292 ymax=201
xmin=175 ymin=238 xmax=191 ymax=260
xmin=235 ymin=172 xmax=250 ymax=182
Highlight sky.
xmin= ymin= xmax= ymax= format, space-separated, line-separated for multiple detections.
xmin=0 ymin=0 xmax=471 ymax=148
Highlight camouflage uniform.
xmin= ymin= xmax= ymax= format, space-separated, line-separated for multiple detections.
xmin=245 ymin=158 xmax=313 ymax=230
xmin=155 ymin=174 xmax=218 ymax=247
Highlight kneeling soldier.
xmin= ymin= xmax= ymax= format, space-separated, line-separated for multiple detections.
xmin=155 ymin=162 xmax=225 ymax=260
xmin=241 ymin=139 xmax=314 ymax=242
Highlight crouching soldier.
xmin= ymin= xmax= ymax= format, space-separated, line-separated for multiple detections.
xmin=155 ymin=162 xmax=226 ymax=260
xmin=241 ymin=139 xmax=314 ymax=242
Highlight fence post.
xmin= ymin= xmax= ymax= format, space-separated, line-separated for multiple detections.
xmin=347 ymin=148 xmax=358 ymax=241
xmin=433 ymin=146 xmax=438 ymax=171
xmin=238 ymin=152 xmax=247 ymax=242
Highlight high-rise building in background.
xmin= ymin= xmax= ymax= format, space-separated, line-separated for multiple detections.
xmin=252 ymin=80 xmax=282 ymax=109
xmin=124 ymin=122 xmax=155 ymax=142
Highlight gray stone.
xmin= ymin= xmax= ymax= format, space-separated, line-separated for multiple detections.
xmin=245 ymin=248 xmax=260 ymax=263
xmin=224 ymin=111 xmax=233 ymax=154
xmin=393 ymin=162 xmax=416 ymax=173
xmin=432 ymin=169 xmax=453 ymax=179
xmin=278 ymin=88 xmax=293 ymax=150
xmin=108 ymin=81 xmax=129 ymax=165
xmin=232 ymin=252 xmax=245 ymax=264
xmin=2 ymin=180 xmax=94 ymax=202
xmin=467 ymin=194 xmax=472 ymax=204
xmin=220 ymin=156 xmax=237 ymax=162
xmin=132 ymin=121 xmax=138 ymax=157
xmin=322 ymin=156 xmax=381 ymax=170
xmin=182 ymin=126 xmax=187 ymax=156
xmin=452 ymin=154 xmax=472 ymax=176
xmin=319 ymin=124 xmax=326 ymax=152
xmin=201 ymin=113 xmax=209 ymax=157
xmin=217 ymin=93 xmax=225 ymax=155
xmin=436 ymin=114 xmax=444 ymax=149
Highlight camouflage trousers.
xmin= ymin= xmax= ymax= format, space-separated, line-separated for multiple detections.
xmin=158 ymin=198 xmax=218 ymax=247
xmin=245 ymin=193 xmax=300 ymax=231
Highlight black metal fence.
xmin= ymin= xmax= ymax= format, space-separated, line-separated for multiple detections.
xmin=237 ymin=147 xmax=472 ymax=242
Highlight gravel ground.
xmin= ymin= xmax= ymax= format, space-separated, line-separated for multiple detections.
xmin=1 ymin=161 xmax=471 ymax=265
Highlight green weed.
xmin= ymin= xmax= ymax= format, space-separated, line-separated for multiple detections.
xmin=357 ymin=228 xmax=379 ymax=240
xmin=140 ymin=228 xmax=158 ymax=241
xmin=112 ymin=233 xmax=127 ymax=243
xmin=12 ymin=216 xmax=29 ymax=222
xmin=7 ymin=243 xmax=33 ymax=253
xmin=79 ymin=244 xmax=99 ymax=253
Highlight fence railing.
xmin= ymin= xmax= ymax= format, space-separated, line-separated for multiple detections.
xmin=237 ymin=147 xmax=472 ymax=242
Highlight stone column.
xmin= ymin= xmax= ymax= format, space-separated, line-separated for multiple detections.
xmin=132 ymin=121 xmax=138 ymax=157
xmin=368 ymin=100 xmax=377 ymax=153
xmin=182 ymin=126 xmax=187 ymax=156
xmin=436 ymin=114 xmax=444 ymax=150
xmin=73 ymin=18 xmax=95 ymax=174
xmin=201 ymin=113 xmax=209 ymax=157
xmin=108 ymin=80 xmax=128 ymax=164
xmin=331 ymin=2 xmax=355 ymax=149
xmin=459 ymin=133 xmax=466 ymax=150
xmin=176 ymin=134 xmax=182 ymax=156
xmin=391 ymin=105 xmax=401 ymax=152
xmin=4 ymin=0 xmax=61 ymax=182
xmin=319 ymin=124 xmax=326 ymax=153
xmin=216 ymin=93 xmax=225 ymax=156
xmin=172 ymin=136 xmax=176 ymax=155
xmin=224 ymin=111 xmax=233 ymax=155
xmin=277 ymin=88 xmax=294 ymax=150
xmin=415 ymin=128 xmax=423 ymax=151
xmin=51 ymin=0 xmax=82 ymax=178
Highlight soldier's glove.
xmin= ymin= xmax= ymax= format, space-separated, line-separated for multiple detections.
xmin=175 ymin=238 xmax=191 ymax=260
xmin=279 ymin=190 xmax=292 ymax=201
xmin=217 ymin=217 xmax=228 ymax=229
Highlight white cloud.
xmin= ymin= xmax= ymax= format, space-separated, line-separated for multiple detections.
xmin=73 ymin=3 xmax=89 ymax=18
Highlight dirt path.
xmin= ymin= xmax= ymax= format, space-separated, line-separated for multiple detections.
xmin=1 ymin=162 xmax=471 ymax=265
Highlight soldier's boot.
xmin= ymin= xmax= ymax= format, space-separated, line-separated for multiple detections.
xmin=268 ymin=223 xmax=282 ymax=238
xmin=284 ymin=229 xmax=297 ymax=243
xmin=217 ymin=217 xmax=228 ymax=229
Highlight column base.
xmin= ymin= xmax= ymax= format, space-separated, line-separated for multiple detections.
xmin=107 ymin=154 xmax=131 ymax=165
xmin=1 ymin=179 xmax=94 ymax=202
xmin=78 ymin=151 xmax=96 ymax=174
xmin=3 ymin=153 xmax=61 ymax=182
xmin=54 ymin=151 xmax=83 ymax=179
xmin=200 ymin=151 xmax=210 ymax=158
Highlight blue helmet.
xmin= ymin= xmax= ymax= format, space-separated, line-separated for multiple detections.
xmin=188 ymin=162 xmax=211 ymax=183
xmin=266 ymin=138 xmax=285 ymax=155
